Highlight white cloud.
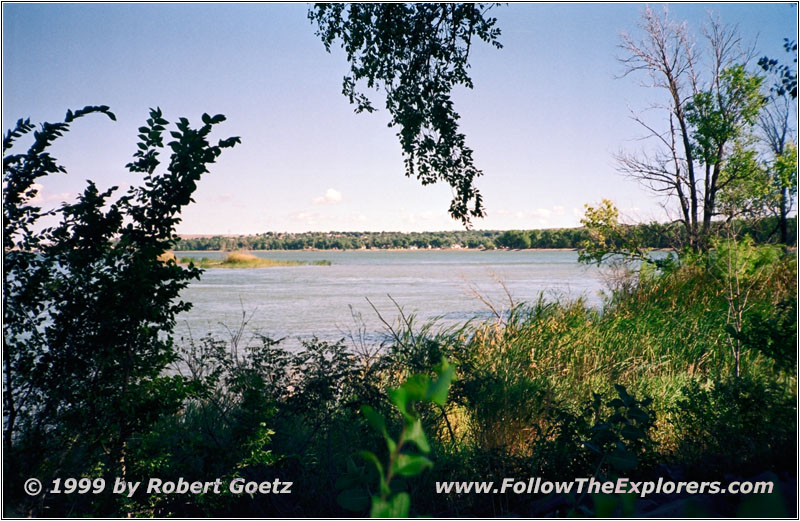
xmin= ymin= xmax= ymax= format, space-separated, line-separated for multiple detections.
xmin=289 ymin=211 xmax=321 ymax=225
xmin=30 ymin=183 xmax=74 ymax=204
xmin=312 ymin=188 xmax=342 ymax=205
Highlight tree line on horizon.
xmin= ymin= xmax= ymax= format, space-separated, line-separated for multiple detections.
xmin=173 ymin=217 xmax=796 ymax=252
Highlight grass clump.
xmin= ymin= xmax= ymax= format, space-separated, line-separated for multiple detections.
xmin=178 ymin=251 xmax=331 ymax=268
xmin=157 ymin=251 xmax=177 ymax=263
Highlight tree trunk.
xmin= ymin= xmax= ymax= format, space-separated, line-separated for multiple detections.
xmin=779 ymin=187 xmax=789 ymax=245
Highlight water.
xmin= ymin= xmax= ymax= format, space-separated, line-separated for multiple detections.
xmin=175 ymin=249 xmax=607 ymax=349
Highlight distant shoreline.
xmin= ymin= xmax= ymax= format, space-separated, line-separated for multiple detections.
xmin=175 ymin=220 xmax=792 ymax=252
xmin=172 ymin=247 xmax=679 ymax=254
xmin=172 ymin=247 xmax=581 ymax=253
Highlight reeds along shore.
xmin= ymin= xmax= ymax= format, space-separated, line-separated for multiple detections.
xmin=160 ymin=251 xmax=332 ymax=268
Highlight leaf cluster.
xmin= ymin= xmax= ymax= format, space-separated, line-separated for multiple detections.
xmin=685 ymin=65 xmax=765 ymax=165
xmin=338 ymin=358 xmax=455 ymax=517
xmin=309 ymin=3 xmax=502 ymax=225
xmin=3 ymin=107 xmax=239 ymax=515
xmin=758 ymin=38 xmax=797 ymax=99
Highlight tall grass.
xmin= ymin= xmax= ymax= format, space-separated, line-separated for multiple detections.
xmin=364 ymin=253 xmax=796 ymax=474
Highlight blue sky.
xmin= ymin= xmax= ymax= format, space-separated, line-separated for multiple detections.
xmin=3 ymin=3 xmax=797 ymax=234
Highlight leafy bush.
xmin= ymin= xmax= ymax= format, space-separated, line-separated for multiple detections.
xmin=3 ymin=107 xmax=239 ymax=516
xmin=339 ymin=359 xmax=455 ymax=517
xmin=737 ymin=296 xmax=797 ymax=373
xmin=671 ymin=376 xmax=796 ymax=476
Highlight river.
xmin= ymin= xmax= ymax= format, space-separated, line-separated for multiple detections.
xmin=175 ymin=249 xmax=608 ymax=349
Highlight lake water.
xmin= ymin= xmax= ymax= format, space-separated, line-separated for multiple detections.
xmin=175 ymin=249 xmax=608 ymax=349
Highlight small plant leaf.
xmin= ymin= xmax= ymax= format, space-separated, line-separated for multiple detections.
xmin=394 ymin=453 xmax=433 ymax=476
xmin=627 ymin=407 xmax=650 ymax=423
xmin=608 ymin=398 xmax=625 ymax=409
xmin=621 ymin=424 xmax=645 ymax=441
xmin=404 ymin=418 xmax=430 ymax=453
xmin=337 ymin=487 xmax=371 ymax=511
xmin=401 ymin=374 xmax=429 ymax=402
xmin=370 ymin=492 xmax=411 ymax=518
xmin=592 ymin=493 xmax=619 ymax=517
xmin=359 ymin=450 xmax=384 ymax=478
xmin=614 ymin=384 xmax=633 ymax=406
xmin=384 ymin=433 xmax=397 ymax=455
xmin=426 ymin=359 xmax=455 ymax=405
xmin=346 ymin=455 xmax=358 ymax=474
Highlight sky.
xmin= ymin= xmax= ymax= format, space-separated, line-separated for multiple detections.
xmin=2 ymin=3 xmax=797 ymax=234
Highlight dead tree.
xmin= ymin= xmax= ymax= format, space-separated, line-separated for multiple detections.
xmin=616 ymin=7 xmax=761 ymax=251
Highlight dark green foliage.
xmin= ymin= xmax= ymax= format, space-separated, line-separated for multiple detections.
xmin=173 ymin=217 xmax=796 ymax=251
xmin=671 ymin=376 xmax=796 ymax=477
xmin=510 ymin=384 xmax=659 ymax=485
xmin=309 ymin=3 xmax=502 ymax=225
xmin=495 ymin=230 xmax=531 ymax=249
xmin=123 ymin=334 xmax=283 ymax=516
xmin=580 ymin=385 xmax=658 ymax=475
xmin=737 ymin=297 xmax=797 ymax=373
xmin=759 ymin=38 xmax=798 ymax=99
xmin=3 ymin=106 xmax=117 ymax=452
xmin=3 ymin=107 xmax=239 ymax=516
xmin=341 ymin=359 xmax=455 ymax=517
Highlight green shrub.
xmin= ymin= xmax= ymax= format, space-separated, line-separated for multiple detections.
xmin=671 ymin=376 xmax=796 ymax=477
